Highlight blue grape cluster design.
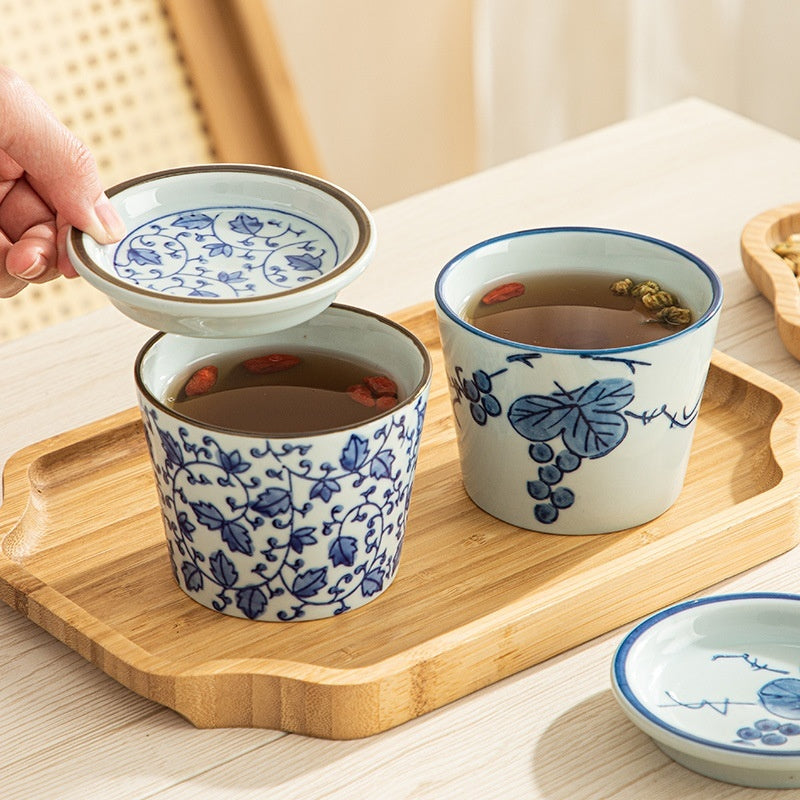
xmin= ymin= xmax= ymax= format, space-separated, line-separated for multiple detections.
xmin=736 ymin=718 xmax=800 ymax=747
xmin=526 ymin=442 xmax=580 ymax=524
xmin=449 ymin=365 xmax=504 ymax=425
xmin=448 ymin=354 xmax=638 ymax=526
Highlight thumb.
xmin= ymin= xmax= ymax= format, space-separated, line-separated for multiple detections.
xmin=0 ymin=66 xmax=125 ymax=243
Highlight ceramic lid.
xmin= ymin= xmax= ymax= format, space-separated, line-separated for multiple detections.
xmin=611 ymin=593 xmax=800 ymax=788
xmin=67 ymin=164 xmax=376 ymax=337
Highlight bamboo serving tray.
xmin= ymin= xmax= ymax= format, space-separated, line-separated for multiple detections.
xmin=741 ymin=201 xmax=800 ymax=360
xmin=2 ymin=304 xmax=800 ymax=739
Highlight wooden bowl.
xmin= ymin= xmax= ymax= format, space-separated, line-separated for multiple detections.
xmin=741 ymin=202 xmax=800 ymax=360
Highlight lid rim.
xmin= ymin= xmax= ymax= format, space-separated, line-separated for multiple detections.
xmin=67 ymin=164 xmax=376 ymax=336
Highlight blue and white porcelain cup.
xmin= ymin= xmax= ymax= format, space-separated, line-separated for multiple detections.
xmin=135 ymin=304 xmax=431 ymax=620
xmin=435 ymin=227 xmax=723 ymax=534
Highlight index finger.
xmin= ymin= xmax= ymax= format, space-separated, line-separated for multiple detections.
xmin=0 ymin=66 xmax=124 ymax=244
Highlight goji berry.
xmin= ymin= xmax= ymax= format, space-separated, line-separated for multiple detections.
xmin=375 ymin=395 xmax=398 ymax=411
xmin=347 ymin=383 xmax=376 ymax=407
xmin=184 ymin=365 xmax=218 ymax=397
xmin=363 ymin=375 xmax=398 ymax=398
xmin=242 ymin=353 xmax=301 ymax=374
xmin=480 ymin=281 xmax=525 ymax=305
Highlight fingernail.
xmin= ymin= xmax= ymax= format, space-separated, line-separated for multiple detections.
xmin=89 ymin=194 xmax=126 ymax=243
xmin=19 ymin=254 xmax=47 ymax=280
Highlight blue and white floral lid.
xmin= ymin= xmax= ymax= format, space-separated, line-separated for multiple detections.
xmin=67 ymin=164 xmax=376 ymax=337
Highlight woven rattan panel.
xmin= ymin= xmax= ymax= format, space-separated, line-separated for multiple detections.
xmin=0 ymin=0 xmax=215 ymax=341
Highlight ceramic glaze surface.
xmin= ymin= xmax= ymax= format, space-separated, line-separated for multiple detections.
xmin=113 ymin=205 xmax=339 ymax=298
xmin=611 ymin=593 xmax=800 ymax=788
xmin=135 ymin=305 xmax=431 ymax=621
xmin=68 ymin=165 xmax=375 ymax=337
xmin=435 ymin=227 xmax=722 ymax=534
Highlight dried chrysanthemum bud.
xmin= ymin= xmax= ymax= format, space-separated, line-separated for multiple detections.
xmin=774 ymin=241 xmax=800 ymax=257
xmin=609 ymin=277 xmax=634 ymax=296
xmin=773 ymin=234 xmax=800 ymax=275
xmin=641 ymin=290 xmax=677 ymax=310
xmin=782 ymin=252 xmax=800 ymax=275
xmin=774 ymin=233 xmax=800 ymax=255
xmin=631 ymin=280 xmax=660 ymax=298
xmin=656 ymin=306 xmax=692 ymax=325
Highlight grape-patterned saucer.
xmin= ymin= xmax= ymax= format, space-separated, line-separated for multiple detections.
xmin=611 ymin=593 xmax=800 ymax=788
xmin=67 ymin=164 xmax=375 ymax=337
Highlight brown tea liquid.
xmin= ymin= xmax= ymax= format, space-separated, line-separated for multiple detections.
xmin=167 ymin=350 xmax=402 ymax=436
xmin=468 ymin=272 xmax=689 ymax=349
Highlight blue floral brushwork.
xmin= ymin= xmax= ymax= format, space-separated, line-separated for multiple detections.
xmin=113 ymin=205 xmax=339 ymax=299
xmin=447 ymin=350 xmax=701 ymax=526
xmin=657 ymin=653 xmax=800 ymax=749
xmin=141 ymin=395 xmax=427 ymax=620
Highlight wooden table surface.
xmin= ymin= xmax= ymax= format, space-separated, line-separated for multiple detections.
xmin=4 ymin=98 xmax=800 ymax=798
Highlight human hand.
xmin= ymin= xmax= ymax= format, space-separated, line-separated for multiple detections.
xmin=0 ymin=66 xmax=125 ymax=297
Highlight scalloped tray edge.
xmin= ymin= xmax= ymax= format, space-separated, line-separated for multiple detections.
xmin=1 ymin=305 xmax=800 ymax=739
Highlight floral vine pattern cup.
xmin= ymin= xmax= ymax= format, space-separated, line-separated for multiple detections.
xmin=435 ymin=227 xmax=723 ymax=534
xmin=135 ymin=305 xmax=431 ymax=621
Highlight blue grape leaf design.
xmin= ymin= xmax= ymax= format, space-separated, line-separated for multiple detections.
xmin=173 ymin=212 xmax=214 ymax=230
xmin=181 ymin=561 xmax=204 ymax=591
xmin=508 ymin=378 xmax=634 ymax=458
xmin=160 ymin=430 xmax=184 ymax=467
xmin=236 ymin=586 xmax=268 ymax=619
xmin=229 ymin=213 xmax=263 ymax=236
xmin=758 ymin=679 xmax=800 ymax=719
xmin=361 ymin=567 xmax=385 ymax=597
xmin=251 ymin=487 xmax=292 ymax=517
xmin=310 ymin=477 xmax=341 ymax=502
xmin=127 ymin=246 xmax=161 ymax=266
xmin=292 ymin=567 xmax=327 ymax=598
xmin=209 ymin=550 xmax=238 ymax=587
xmin=191 ymin=501 xmax=253 ymax=554
xmin=340 ymin=434 xmax=370 ymax=471
xmin=369 ymin=449 xmax=395 ymax=480
xmin=204 ymin=242 xmax=233 ymax=257
xmin=286 ymin=253 xmax=322 ymax=271
xmin=218 ymin=448 xmax=250 ymax=474
xmin=329 ymin=536 xmax=358 ymax=567
xmin=289 ymin=526 xmax=317 ymax=554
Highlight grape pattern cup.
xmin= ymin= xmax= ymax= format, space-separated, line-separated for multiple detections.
xmin=447 ymin=352 xmax=702 ymax=529
xmin=435 ymin=227 xmax=722 ymax=534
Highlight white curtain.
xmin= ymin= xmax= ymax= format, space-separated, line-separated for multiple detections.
xmin=474 ymin=0 xmax=800 ymax=168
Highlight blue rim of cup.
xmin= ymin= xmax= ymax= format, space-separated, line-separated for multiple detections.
xmin=434 ymin=226 xmax=724 ymax=355
xmin=612 ymin=592 xmax=800 ymax=758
